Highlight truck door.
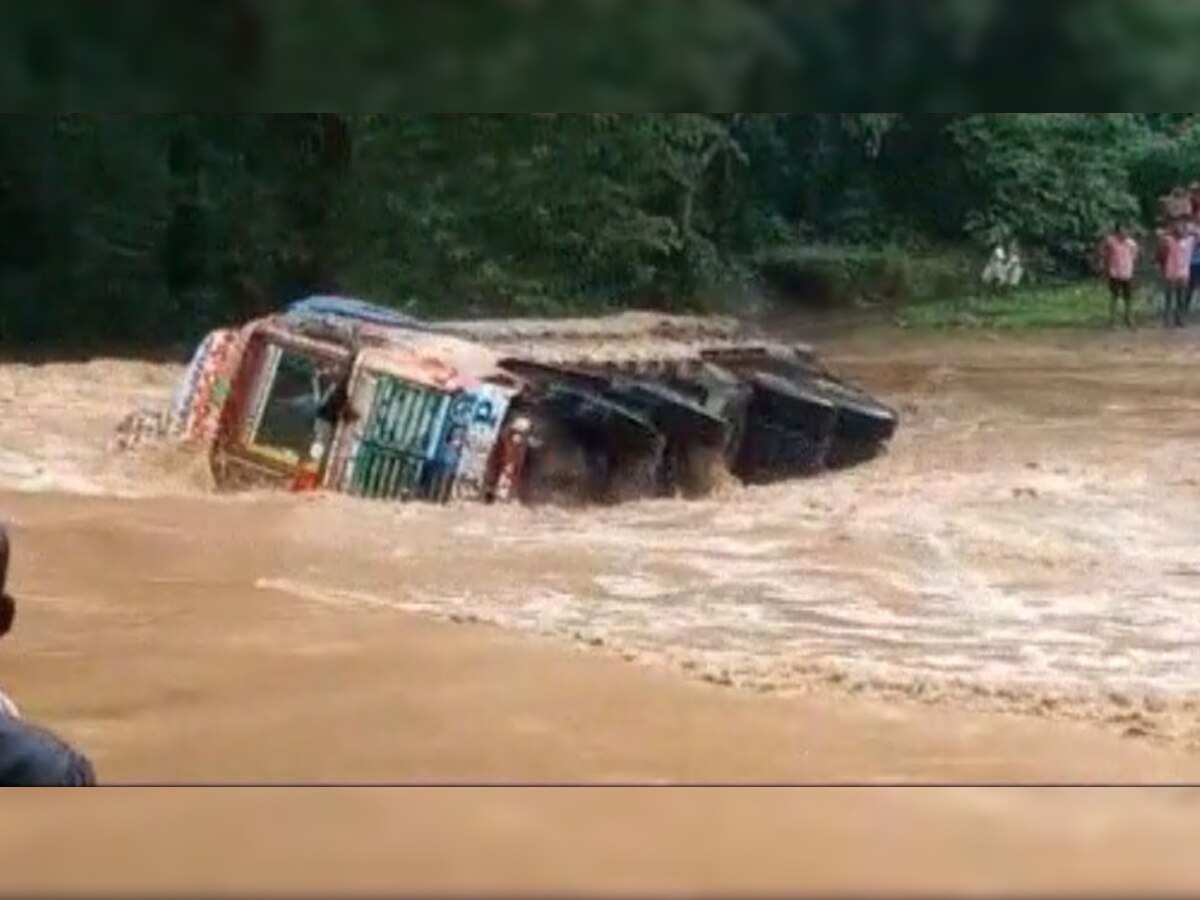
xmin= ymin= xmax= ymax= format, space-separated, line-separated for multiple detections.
xmin=346 ymin=373 xmax=454 ymax=502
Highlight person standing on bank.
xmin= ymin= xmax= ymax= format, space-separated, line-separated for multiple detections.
xmin=1161 ymin=220 xmax=1196 ymax=328
xmin=1187 ymin=215 xmax=1200 ymax=316
xmin=1099 ymin=225 xmax=1139 ymax=329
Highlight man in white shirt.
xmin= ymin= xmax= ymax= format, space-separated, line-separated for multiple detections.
xmin=981 ymin=243 xmax=1008 ymax=288
xmin=981 ymin=239 xmax=1024 ymax=290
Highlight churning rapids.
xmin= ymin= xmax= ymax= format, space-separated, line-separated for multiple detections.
xmin=4 ymin=326 xmax=1200 ymax=747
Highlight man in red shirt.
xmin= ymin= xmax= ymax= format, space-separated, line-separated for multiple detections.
xmin=1161 ymin=220 xmax=1197 ymax=328
xmin=1099 ymin=225 xmax=1139 ymax=328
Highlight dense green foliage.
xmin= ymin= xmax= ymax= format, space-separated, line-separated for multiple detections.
xmin=6 ymin=112 xmax=1200 ymax=347
xmin=9 ymin=2 xmax=1200 ymax=346
xmin=7 ymin=1 xmax=1200 ymax=347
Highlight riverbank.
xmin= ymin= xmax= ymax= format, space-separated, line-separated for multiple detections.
xmin=894 ymin=281 xmax=1164 ymax=330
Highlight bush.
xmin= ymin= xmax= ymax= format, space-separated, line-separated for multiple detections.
xmin=950 ymin=115 xmax=1142 ymax=274
xmin=1125 ymin=122 xmax=1200 ymax=222
xmin=753 ymin=244 xmax=976 ymax=309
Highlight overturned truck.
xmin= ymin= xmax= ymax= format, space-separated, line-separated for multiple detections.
xmin=162 ymin=297 xmax=897 ymax=505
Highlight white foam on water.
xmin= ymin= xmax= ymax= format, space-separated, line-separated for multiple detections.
xmin=593 ymin=574 xmax=673 ymax=601
xmin=11 ymin=347 xmax=1200 ymax=728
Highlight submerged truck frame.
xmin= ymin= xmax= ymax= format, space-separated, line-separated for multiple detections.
xmin=166 ymin=297 xmax=898 ymax=506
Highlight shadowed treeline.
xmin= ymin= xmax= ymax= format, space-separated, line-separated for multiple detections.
xmin=2 ymin=3 xmax=1200 ymax=348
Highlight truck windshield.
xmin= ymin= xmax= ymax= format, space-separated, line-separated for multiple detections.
xmin=253 ymin=349 xmax=339 ymax=460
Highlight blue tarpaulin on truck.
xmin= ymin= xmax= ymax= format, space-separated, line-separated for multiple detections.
xmin=284 ymin=295 xmax=430 ymax=331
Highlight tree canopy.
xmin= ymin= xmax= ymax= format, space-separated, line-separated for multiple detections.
xmin=5 ymin=112 xmax=1200 ymax=347
xmin=5 ymin=3 xmax=1200 ymax=346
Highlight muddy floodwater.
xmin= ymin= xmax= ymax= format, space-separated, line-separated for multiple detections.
xmin=3 ymin=326 xmax=1200 ymax=757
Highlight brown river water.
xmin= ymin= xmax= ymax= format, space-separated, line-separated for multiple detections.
xmin=10 ymin=325 xmax=1200 ymax=892
xmin=3 ymin=325 xmax=1200 ymax=752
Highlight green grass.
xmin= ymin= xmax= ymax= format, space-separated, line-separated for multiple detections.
xmin=895 ymin=281 xmax=1166 ymax=331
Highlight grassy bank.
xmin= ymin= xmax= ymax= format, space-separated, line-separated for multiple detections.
xmin=895 ymin=281 xmax=1168 ymax=331
xmin=755 ymin=245 xmax=976 ymax=310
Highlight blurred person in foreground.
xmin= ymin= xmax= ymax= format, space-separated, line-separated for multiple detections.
xmin=1099 ymin=224 xmax=1139 ymax=329
xmin=1160 ymin=220 xmax=1195 ymax=328
xmin=0 ymin=526 xmax=96 ymax=786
